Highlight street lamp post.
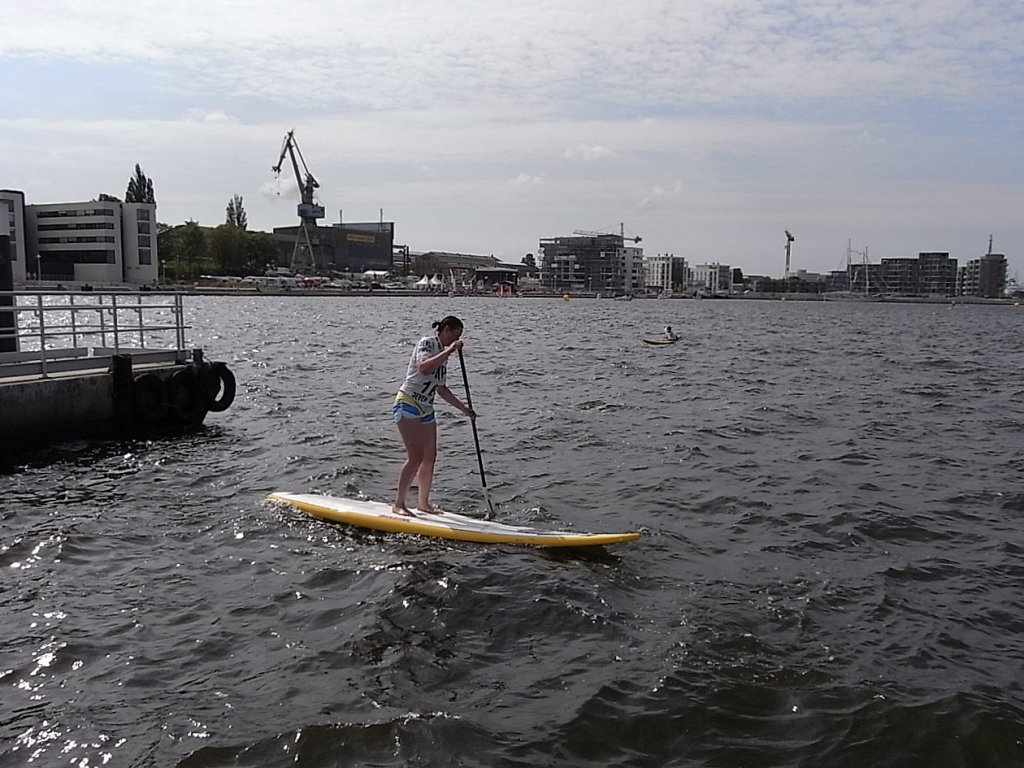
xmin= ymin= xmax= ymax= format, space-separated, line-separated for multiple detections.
xmin=36 ymin=253 xmax=41 ymax=286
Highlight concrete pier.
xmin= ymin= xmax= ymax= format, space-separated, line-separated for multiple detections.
xmin=0 ymin=352 xmax=236 ymax=460
xmin=0 ymin=287 xmax=236 ymax=461
xmin=2 ymin=367 xmax=121 ymax=446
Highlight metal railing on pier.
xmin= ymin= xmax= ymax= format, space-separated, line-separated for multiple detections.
xmin=0 ymin=290 xmax=192 ymax=379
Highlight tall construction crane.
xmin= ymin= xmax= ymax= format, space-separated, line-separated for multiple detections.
xmin=784 ymin=229 xmax=795 ymax=279
xmin=273 ymin=130 xmax=325 ymax=272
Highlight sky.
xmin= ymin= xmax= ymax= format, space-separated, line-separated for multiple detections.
xmin=2 ymin=0 xmax=1023 ymax=278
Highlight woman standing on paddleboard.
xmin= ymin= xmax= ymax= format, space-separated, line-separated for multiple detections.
xmin=392 ymin=315 xmax=476 ymax=515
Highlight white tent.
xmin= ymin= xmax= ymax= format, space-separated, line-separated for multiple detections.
xmin=429 ymin=274 xmax=443 ymax=287
xmin=416 ymin=275 xmax=431 ymax=290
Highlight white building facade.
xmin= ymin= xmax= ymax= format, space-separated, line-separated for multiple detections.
xmin=691 ymin=263 xmax=732 ymax=295
xmin=644 ymin=253 xmax=688 ymax=292
xmin=121 ymin=203 xmax=159 ymax=285
xmin=22 ymin=197 xmax=159 ymax=285
xmin=622 ymin=245 xmax=644 ymax=294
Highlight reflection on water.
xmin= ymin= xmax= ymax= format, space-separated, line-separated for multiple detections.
xmin=2 ymin=296 xmax=1023 ymax=767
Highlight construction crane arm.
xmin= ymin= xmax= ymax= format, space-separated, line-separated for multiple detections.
xmin=272 ymin=131 xmax=292 ymax=175
xmin=272 ymin=130 xmax=319 ymax=202
xmin=292 ymin=140 xmax=318 ymax=190
xmin=572 ymin=229 xmax=642 ymax=243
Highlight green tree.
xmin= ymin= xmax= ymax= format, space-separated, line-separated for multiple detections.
xmin=522 ymin=253 xmax=536 ymax=268
xmin=97 ymin=193 xmax=122 ymax=202
xmin=210 ymin=224 xmax=248 ymax=275
xmin=178 ymin=220 xmax=207 ymax=279
xmin=156 ymin=222 xmax=178 ymax=279
xmin=226 ymin=194 xmax=248 ymax=230
xmin=245 ymin=231 xmax=279 ymax=275
xmin=125 ymin=163 xmax=156 ymax=204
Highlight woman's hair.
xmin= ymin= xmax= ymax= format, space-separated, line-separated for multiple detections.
xmin=432 ymin=315 xmax=464 ymax=332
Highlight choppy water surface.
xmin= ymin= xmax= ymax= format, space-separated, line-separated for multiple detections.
xmin=2 ymin=296 xmax=1023 ymax=767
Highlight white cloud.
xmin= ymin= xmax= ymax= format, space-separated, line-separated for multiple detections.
xmin=4 ymin=1 xmax=1022 ymax=113
xmin=182 ymin=109 xmax=237 ymax=124
xmin=651 ymin=181 xmax=684 ymax=197
xmin=564 ymin=144 xmax=615 ymax=162
xmin=1 ymin=0 xmax=1021 ymax=275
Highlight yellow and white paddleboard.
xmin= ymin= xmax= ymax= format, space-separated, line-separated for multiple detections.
xmin=268 ymin=492 xmax=640 ymax=548
xmin=642 ymin=338 xmax=678 ymax=345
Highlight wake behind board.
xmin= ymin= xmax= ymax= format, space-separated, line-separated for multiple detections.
xmin=642 ymin=337 xmax=677 ymax=345
xmin=268 ymin=492 xmax=640 ymax=548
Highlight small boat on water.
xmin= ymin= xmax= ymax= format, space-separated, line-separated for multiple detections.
xmin=613 ymin=294 xmax=633 ymax=301
xmin=642 ymin=337 xmax=678 ymax=345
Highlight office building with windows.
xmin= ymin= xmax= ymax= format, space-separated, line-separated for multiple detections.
xmin=691 ymin=262 xmax=732 ymax=295
xmin=644 ymin=253 xmax=688 ymax=292
xmin=917 ymin=252 xmax=958 ymax=296
xmin=958 ymin=252 xmax=1007 ymax=298
xmin=539 ymin=232 xmax=644 ymax=294
xmin=20 ymin=198 xmax=158 ymax=285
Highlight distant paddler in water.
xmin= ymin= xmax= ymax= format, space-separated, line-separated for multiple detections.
xmin=392 ymin=315 xmax=476 ymax=516
xmin=642 ymin=325 xmax=679 ymax=345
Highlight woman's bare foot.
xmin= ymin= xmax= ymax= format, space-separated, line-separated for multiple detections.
xmin=392 ymin=505 xmax=415 ymax=517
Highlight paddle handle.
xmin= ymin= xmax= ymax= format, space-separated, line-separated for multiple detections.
xmin=458 ymin=347 xmax=496 ymax=519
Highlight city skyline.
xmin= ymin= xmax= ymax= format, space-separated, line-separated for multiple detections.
xmin=2 ymin=1 xmax=1022 ymax=278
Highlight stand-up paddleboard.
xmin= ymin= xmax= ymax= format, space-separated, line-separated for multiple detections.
xmin=268 ymin=492 xmax=640 ymax=548
xmin=642 ymin=337 xmax=678 ymax=345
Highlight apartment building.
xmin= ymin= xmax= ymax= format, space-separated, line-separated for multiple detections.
xmin=691 ymin=262 xmax=732 ymax=295
xmin=13 ymin=195 xmax=159 ymax=285
xmin=880 ymin=258 xmax=919 ymax=294
xmin=917 ymin=252 xmax=958 ymax=296
xmin=644 ymin=253 xmax=688 ymax=292
xmin=539 ymin=233 xmax=644 ymax=294
xmin=958 ymin=252 xmax=1007 ymax=298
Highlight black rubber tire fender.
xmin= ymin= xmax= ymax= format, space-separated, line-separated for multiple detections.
xmin=203 ymin=362 xmax=236 ymax=413
xmin=167 ymin=367 xmax=209 ymax=425
xmin=132 ymin=373 xmax=168 ymax=423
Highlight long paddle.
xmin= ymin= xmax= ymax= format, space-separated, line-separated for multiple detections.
xmin=458 ymin=347 xmax=496 ymax=519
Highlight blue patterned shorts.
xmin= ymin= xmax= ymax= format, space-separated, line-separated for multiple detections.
xmin=393 ymin=391 xmax=436 ymax=423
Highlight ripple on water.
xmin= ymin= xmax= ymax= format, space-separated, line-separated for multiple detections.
xmin=3 ymin=297 xmax=1024 ymax=767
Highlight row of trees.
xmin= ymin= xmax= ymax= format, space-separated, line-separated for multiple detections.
xmin=158 ymin=190 xmax=276 ymax=280
xmin=158 ymin=222 xmax=278 ymax=281
xmin=98 ymin=164 xmax=278 ymax=280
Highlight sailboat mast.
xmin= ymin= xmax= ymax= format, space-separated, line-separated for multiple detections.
xmin=846 ymin=239 xmax=853 ymax=291
xmin=864 ymin=246 xmax=870 ymax=295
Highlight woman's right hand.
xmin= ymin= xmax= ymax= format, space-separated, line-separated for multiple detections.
xmin=447 ymin=339 xmax=464 ymax=354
